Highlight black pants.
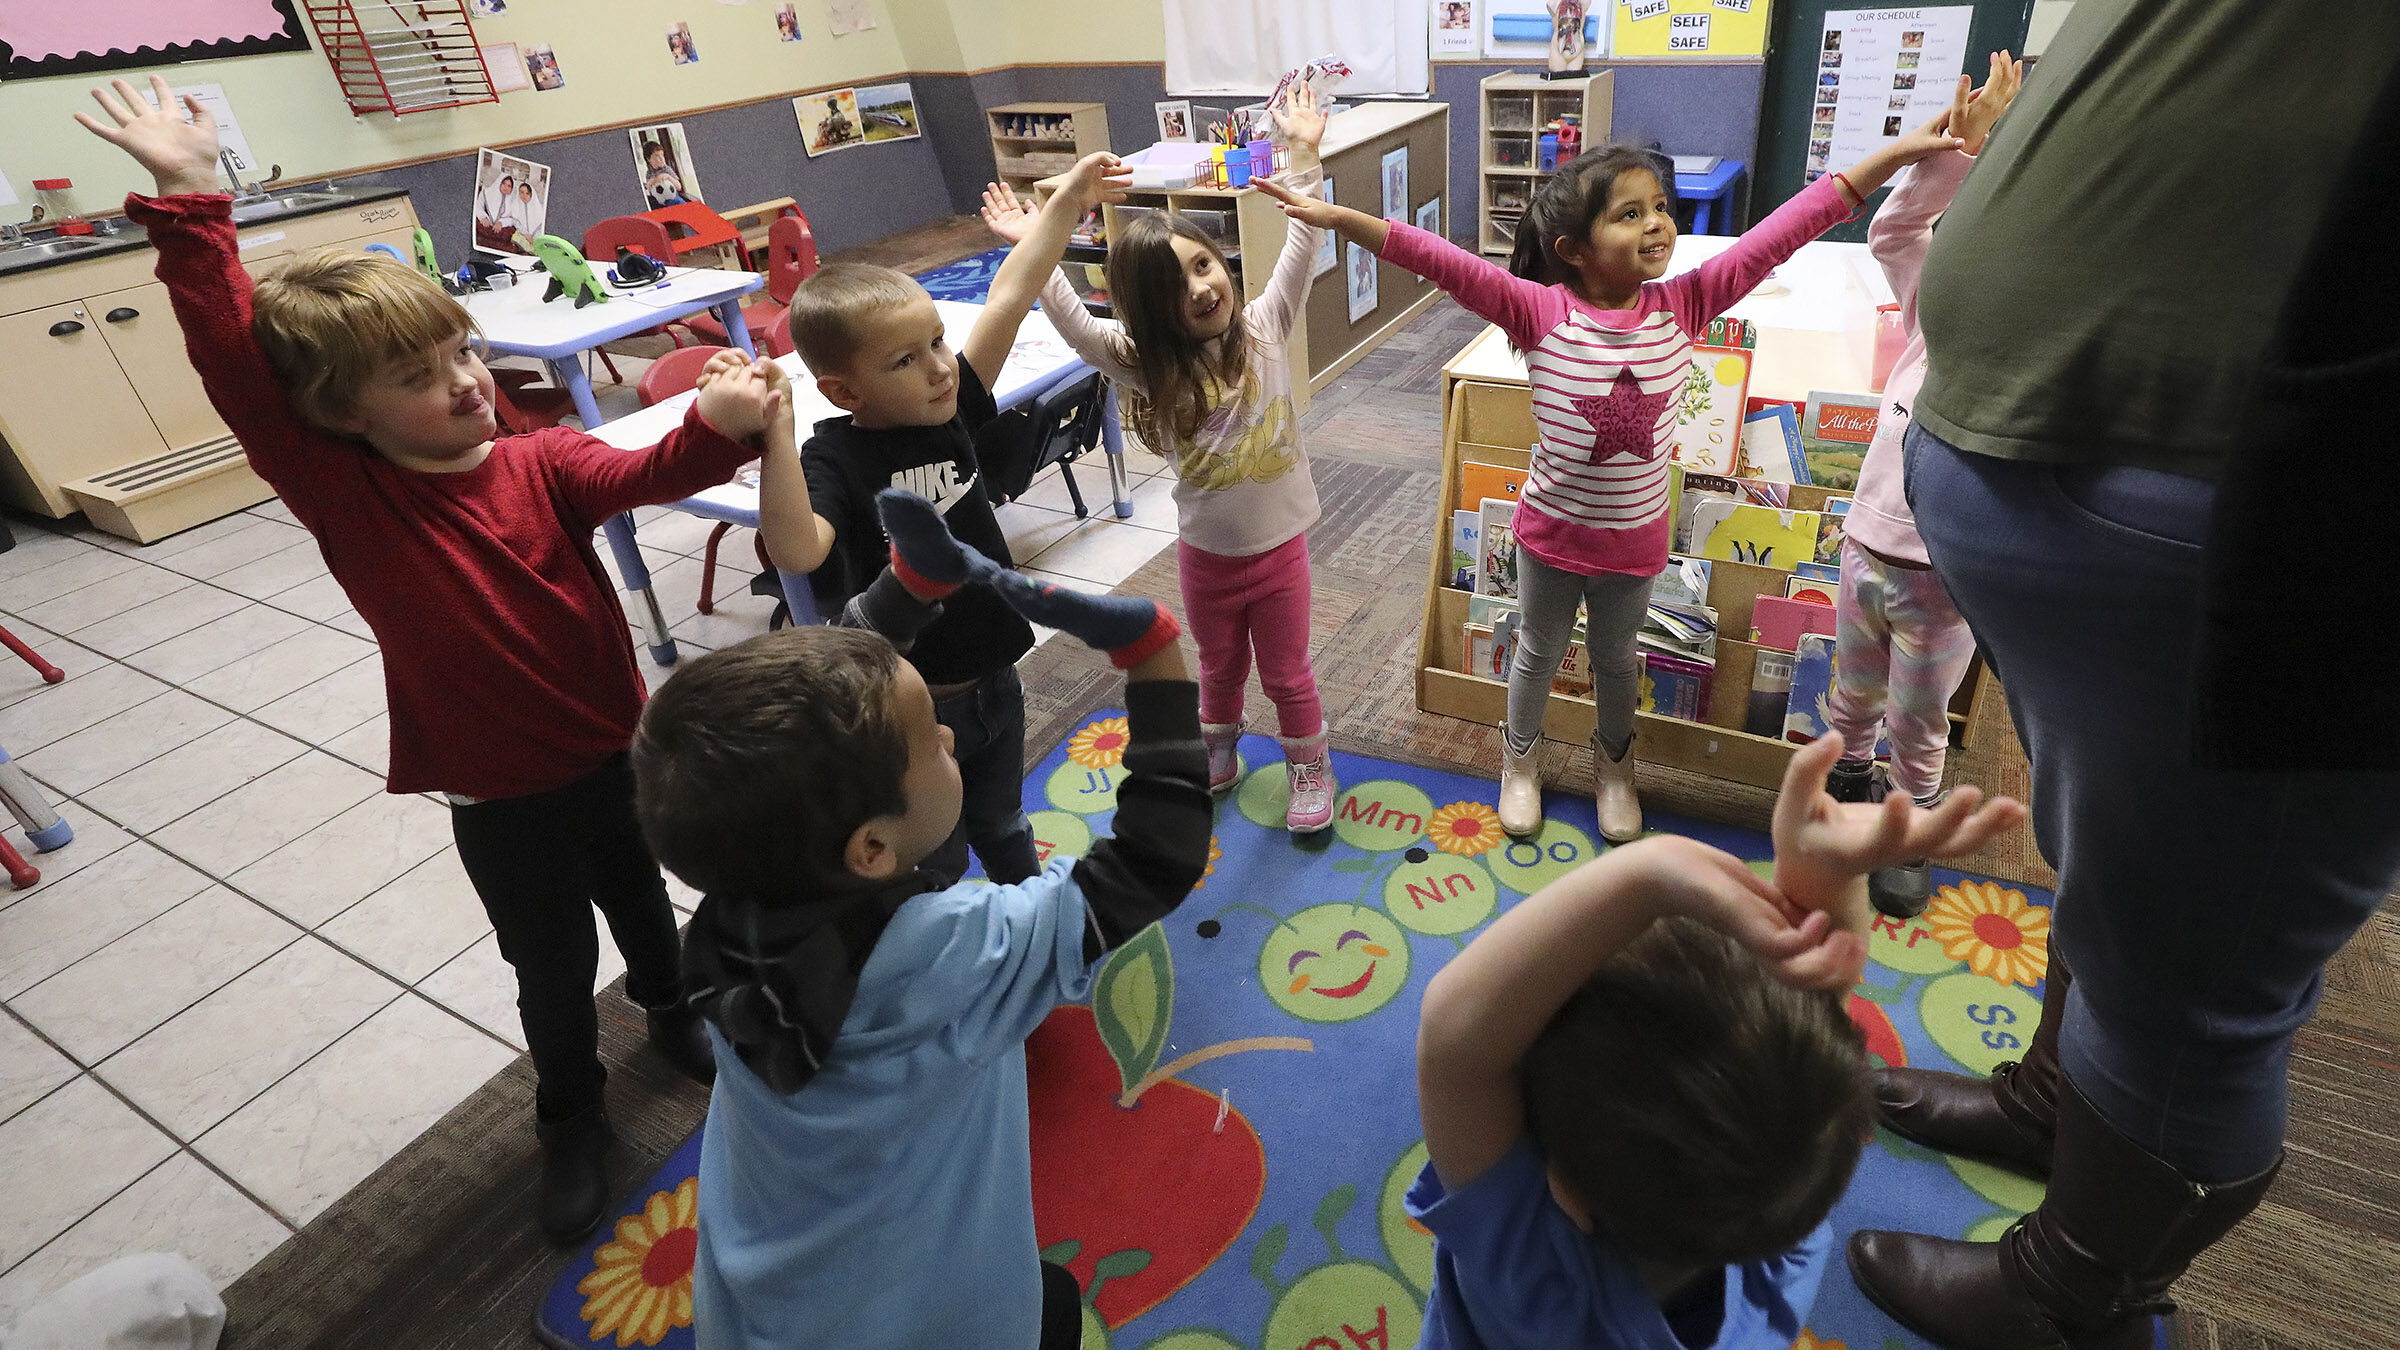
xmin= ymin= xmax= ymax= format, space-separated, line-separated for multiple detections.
xmin=925 ymin=667 xmax=1041 ymax=887
xmin=1037 ymin=1260 xmax=1081 ymax=1350
xmin=450 ymin=752 xmax=683 ymax=1121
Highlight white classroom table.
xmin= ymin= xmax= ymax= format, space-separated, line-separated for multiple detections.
xmin=587 ymin=299 xmax=1131 ymax=633
xmin=1441 ymin=235 xmax=1893 ymax=400
xmin=461 ymin=261 xmax=767 ymax=664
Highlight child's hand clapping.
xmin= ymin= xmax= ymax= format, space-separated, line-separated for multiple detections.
xmin=693 ymin=350 xmax=787 ymax=444
xmin=1770 ymin=733 xmax=2026 ymax=940
xmin=74 ymin=75 xmax=224 ymax=198
xmin=1950 ymin=50 xmax=2024 ymax=155
xmin=1272 ymin=82 xmax=1329 ymax=156
xmin=1881 ymin=104 xmax=1970 ymax=170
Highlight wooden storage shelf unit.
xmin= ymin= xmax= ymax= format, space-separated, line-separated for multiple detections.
xmin=1478 ymin=70 xmax=1614 ymax=256
xmin=1417 ymin=356 xmax=1988 ymax=791
xmin=986 ymin=102 xmax=1111 ymax=191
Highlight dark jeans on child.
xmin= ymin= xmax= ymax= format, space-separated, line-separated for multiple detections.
xmin=1906 ymin=424 xmax=2400 ymax=1181
xmin=926 ymin=666 xmax=1040 ymax=887
xmin=449 ymin=752 xmax=684 ymax=1121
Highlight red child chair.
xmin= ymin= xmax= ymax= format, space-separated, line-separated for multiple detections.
xmin=683 ymin=212 xmax=818 ymax=357
xmin=0 ymin=619 xmax=74 ymax=883
xmin=632 ymin=346 xmax=768 ymax=616
xmin=581 ymin=216 xmax=702 ymax=383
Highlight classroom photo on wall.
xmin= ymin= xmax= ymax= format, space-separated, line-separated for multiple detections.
xmin=855 ymin=82 xmax=921 ymax=142
xmin=1415 ymin=196 xmax=1441 ymax=236
xmin=471 ymin=0 xmax=507 ymax=15
xmin=1346 ymin=239 xmax=1378 ymax=322
xmin=631 ymin=123 xmax=702 ymax=207
xmin=667 ymin=22 xmax=700 ymax=64
xmin=473 ymin=149 xmax=552 ymax=254
xmin=775 ymin=3 xmax=801 ymax=40
xmin=1316 ymin=175 xmax=1338 ymax=275
xmin=794 ymin=87 xmax=864 ymax=155
xmin=525 ymin=43 xmax=563 ymax=90
xmin=1381 ymin=146 xmax=1408 ymax=222
xmin=1156 ymin=100 xmax=1193 ymax=142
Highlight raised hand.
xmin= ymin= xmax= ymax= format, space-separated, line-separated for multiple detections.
xmin=1056 ymin=151 xmax=1133 ymax=214
xmin=979 ymin=181 xmax=1038 ymax=245
xmin=1771 ymin=733 xmax=2027 ymax=915
xmin=74 ymin=75 xmax=222 ymax=198
xmin=1272 ymin=81 xmax=1328 ymax=155
xmin=1884 ymin=103 xmax=1968 ymax=168
xmin=1952 ymin=50 xmax=2023 ymax=155
xmin=1252 ymin=176 xmax=1344 ymax=229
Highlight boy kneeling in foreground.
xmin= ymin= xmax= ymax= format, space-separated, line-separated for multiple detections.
xmin=631 ymin=491 xmax=1207 ymax=1349
xmin=1411 ymin=733 xmax=2023 ymax=1348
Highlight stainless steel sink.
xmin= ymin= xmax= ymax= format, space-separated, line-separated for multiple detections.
xmin=229 ymin=191 xmax=354 ymax=222
xmin=0 ymin=236 xmax=116 ymax=267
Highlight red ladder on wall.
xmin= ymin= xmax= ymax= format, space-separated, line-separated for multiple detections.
xmin=298 ymin=0 xmax=500 ymax=116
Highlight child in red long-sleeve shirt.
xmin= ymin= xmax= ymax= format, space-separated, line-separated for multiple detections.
xmin=78 ymin=77 xmax=783 ymax=1244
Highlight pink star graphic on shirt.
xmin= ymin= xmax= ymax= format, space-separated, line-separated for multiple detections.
xmin=1569 ymin=367 xmax=1674 ymax=462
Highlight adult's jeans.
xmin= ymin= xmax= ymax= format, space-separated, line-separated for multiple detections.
xmin=1906 ymin=423 xmax=2400 ymax=1180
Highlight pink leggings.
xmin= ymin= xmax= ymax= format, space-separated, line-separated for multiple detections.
xmin=1177 ymin=535 xmax=1323 ymax=738
xmin=1826 ymin=537 xmax=1978 ymax=801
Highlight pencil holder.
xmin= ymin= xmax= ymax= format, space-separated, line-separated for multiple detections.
xmin=1226 ymin=147 xmax=1253 ymax=187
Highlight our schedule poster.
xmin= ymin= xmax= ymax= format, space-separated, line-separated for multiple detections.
xmin=1809 ymin=6 xmax=1973 ymax=185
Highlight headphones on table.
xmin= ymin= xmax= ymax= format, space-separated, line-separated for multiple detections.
xmin=608 ymin=247 xmax=668 ymax=286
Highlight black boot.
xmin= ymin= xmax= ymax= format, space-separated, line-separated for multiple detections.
xmin=1876 ymin=951 xmax=2069 ymax=1176
xmin=535 ymin=1103 xmax=616 ymax=1245
xmin=1847 ymin=1079 xmax=2280 ymax=1350
xmin=646 ymin=1001 xmax=717 ymax=1086
xmin=1828 ymin=757 xmax=1886 ymax=805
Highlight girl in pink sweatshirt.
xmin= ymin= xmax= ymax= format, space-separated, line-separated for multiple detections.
xmin=1827 ymin=56 xmax=2022 ymax=921
xmin=1260 ymin=122 xmax=1961 ymax=843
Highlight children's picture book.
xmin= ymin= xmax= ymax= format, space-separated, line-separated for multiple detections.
xmin=1476 ymin=497 xmax=1519 ymax=599
xmin=1470 ymin=593 xmax=1584 ymax=640
xmin=1785 ymin=573 xmax=1839 ymax=606
xmin=1746 ymin=648 xmax=1796 ymax=738
xmin=1456 ymin=461 xmax=1526 ymax=516
xmin=1795 ymin=560 xmax=1841 ymax=584
xmin=1688 ymin=500 xmax=1822 ymax=570
xmin=1749 ymin=594 xmax=1840 ymax=652
xmin=1640 ymin=652 xmax=1713 ymax=721
xmin=1785 ymin=632 xmax=1892 ymax=755
xmin=1801 ymin=389 xmax=1879 ymax=489
xmin=1815 ymin=495 xmax=1852 ymax=565
xmin=1477 ymin=610 xmax=1595 ymax=695
xmin=1448 ymin=509 xmax=1480 ymax=589
xmin=1650 ymin=554 xmax=1713 ymax=616
xmin=1463 ymin=622 xmax=1507 ymax=680
xmin=1670 ymin=343 xmax=1753 ymax=475
xmin=1739 ymin=403 xmax=1807 ymax=484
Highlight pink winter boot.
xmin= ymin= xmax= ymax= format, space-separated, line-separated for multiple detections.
xmin=1202 ymin=722 xmax=1243 ymax=796
xmin=1279 ymin=729 xmax=1336 ymax=835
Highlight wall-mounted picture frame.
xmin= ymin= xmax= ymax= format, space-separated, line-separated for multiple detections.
xmin=1381 ymin=146 xmax=1409 ymax=222
xmin=1315 ymin=175 xmax=1338 ymax=275
xmin=1346 ymin=239 xmax=1379 ymax=322
xmin=1415 ymin=196 xmax=1441 ymax=236
xmin=1155 ymin=100 xmax=1194 ymax=143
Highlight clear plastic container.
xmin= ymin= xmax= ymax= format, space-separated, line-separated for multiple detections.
xmin=1490 ymin=96 xmax=1535 ymax=132
xmin=30 ymin=179 xmax=91 ymax=236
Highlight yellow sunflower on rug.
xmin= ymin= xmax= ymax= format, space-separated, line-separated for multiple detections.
xmin=1427 ymin=801 xmax=1506 ymax=857
xmin=1925 ymin=879 xmax=2051 ymax=988
xmin=1067 ymin=717 xmax=1130 ymax=768
xmin=578 ymin=1176 xmax=699 ymax=1347
xmin=1792 ymin=1331 xmax=1848 ymax=1350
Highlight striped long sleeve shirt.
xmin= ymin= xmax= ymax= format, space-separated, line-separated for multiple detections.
xmin=1378 ymin=176 xmax=1852 ymax=577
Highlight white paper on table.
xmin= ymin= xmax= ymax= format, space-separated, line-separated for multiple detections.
xmin=174 ymin=84 xmax=261 ymax=181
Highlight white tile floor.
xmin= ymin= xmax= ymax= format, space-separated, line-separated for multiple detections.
xmin=0 ymin=367 xmax=1178 ymax=1324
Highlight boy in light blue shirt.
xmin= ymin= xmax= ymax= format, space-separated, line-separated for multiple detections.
xmin=1409 ymin=734 xmax=2023 ymax=1349
xmin=631 ymin=493 xmax=1205 ymax=1350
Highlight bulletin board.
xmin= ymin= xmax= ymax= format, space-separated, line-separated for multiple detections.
xmin=0 ymin=0 xmax=311 ymax=80
xmin=1612 ymin=0 xmax=1774 ymax=58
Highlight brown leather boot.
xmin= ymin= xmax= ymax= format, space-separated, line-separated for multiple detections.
xmin=1847 ymin=1080 xmax=2280 ymax=1350
xmin=1875 ymin=952 xmax=2070 ymax=1176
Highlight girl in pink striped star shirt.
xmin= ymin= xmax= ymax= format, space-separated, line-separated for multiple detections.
xmin=1260 ymin=121 xmax=1958 ymax=843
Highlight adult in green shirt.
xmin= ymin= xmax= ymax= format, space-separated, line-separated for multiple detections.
xmin=1844 ymin=4 xmax=2400 ymax=1348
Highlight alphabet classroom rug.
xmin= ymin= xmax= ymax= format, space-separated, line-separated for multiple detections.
xmin=540 ymin=715 xmax=2113 ymax=1350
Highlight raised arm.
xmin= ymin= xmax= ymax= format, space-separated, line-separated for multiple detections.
xmin=1255 ymin=175 xmax=1560 ymax=347
xmin=1872 ymin=56 xmax=2020 ymax=333
xmin=746 ymin=360 xmax=835 ymax=573
xmin=1244 ymin=82 xmax=1330 ymax=341
xmin=1418 ymin=835 xmax=1842 ymax=1190
xmin=963 ymin=152 xmax=1131 ymax=384
xmin=80 ymin=77 xmax=354 ymax=502
xmin=986 ymin=178 xmax=1141 ymax=386
xmin=549 ymin=354 xmax=781 ymax=526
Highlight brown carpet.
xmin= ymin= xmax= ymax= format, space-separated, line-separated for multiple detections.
xmin=222 ymin=293 xmax=2400 ymax=1349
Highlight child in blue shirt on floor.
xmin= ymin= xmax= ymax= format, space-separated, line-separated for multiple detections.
xmin=1409 ymin=733 xmax=2023 ymax=1349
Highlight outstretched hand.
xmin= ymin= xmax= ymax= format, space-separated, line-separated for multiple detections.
xmin=1271 ymin=82 xmax=1328 ymax=155
xmin=1950 ymin=50 xmax=2024 ymax=155
xmin=1252 ymin=176 xmax=1344 ymax=229
xmin=75 ymin=75 xmax=222 ymax=198
xmin=979 ymin=180 xmax=1037 ymax=245
xmin=1771 ymin=733 xmax=2027 ymax=915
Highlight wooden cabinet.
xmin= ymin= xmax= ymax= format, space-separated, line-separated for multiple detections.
xmin=0 ymin=193 xmax=419 ymax=539
xmin=1478 ymin=70 xmax=1614 ymax=256
xmin=0 ymin=301 xmax=174 ymax=515
xmin=987 ymin=102 xmax=1111 ymax=191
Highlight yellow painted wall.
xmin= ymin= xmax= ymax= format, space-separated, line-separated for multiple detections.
xmin=3 ymin=0 xmax=1177 ymax=213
